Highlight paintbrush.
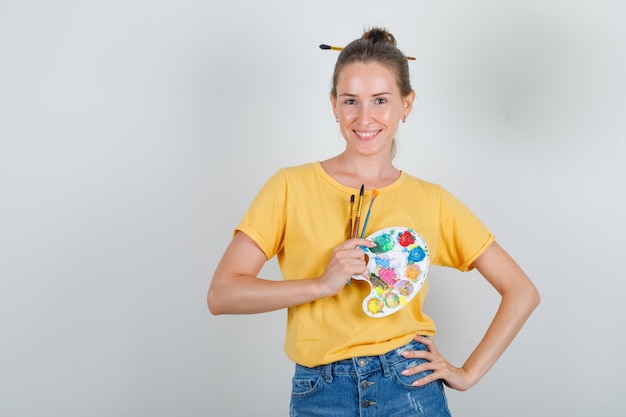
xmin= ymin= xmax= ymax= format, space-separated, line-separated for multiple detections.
xmin=351 ymin=184 xmax=365 ymax=239
xmin=319 ymin=44 xmax=343 ymax=52
xmin=347 ymin=185 xmax=364 ymax=286
xmin=319 ymin=44 xmax=416 ymax=60
xmin=347 ymin=194 xmax=355 ymax=239
xmin=359 ymin=189 xmax=378 ymax=238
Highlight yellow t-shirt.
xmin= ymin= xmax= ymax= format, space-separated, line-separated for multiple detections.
xmin=236 ymin=162 xmax=494 ymax=367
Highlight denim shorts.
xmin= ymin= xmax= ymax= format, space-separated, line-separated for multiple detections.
xmin=289 ymin=339 xmax=451 ymax=417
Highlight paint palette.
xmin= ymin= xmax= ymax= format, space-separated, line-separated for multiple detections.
xmin=352 ymin=227 xmax=429 ymax=318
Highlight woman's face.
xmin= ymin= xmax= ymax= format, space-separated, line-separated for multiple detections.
xmin=331 ymin=62 xmax=414 ymax=158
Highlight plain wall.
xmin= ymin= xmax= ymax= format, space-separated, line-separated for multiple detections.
xmin=1 ymin=0 xmax=624 ymax=415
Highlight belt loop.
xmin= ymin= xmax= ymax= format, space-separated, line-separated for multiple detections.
xmin=379 ymin=354 xmax=391 ymax=378
xmin=323 ymin=363 xmax=333 ymax=383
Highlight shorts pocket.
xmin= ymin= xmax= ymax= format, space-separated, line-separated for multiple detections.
xmin=291 ymin=365 xmax=325 ymax=399
xmin=390 ymin=356 xmax=435 ymax=390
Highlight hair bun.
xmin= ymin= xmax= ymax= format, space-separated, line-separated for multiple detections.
xmin=361 ymin=27 xmax=397 ymax=46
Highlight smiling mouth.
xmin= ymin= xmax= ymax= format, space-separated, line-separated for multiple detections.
xmin=354 ymin=130 xmax=381 ymax=140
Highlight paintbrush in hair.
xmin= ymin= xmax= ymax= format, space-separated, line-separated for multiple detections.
xmin=319 ymin=44 xmax=344 ymax=51
xmin=319 ymin=44 xmax=416 ymax=60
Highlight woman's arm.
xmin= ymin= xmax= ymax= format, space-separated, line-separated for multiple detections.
xmin=402 ymin=241 xmax=540 ymax=390
xmin=207 ymin=231 xmax=373 ymax=315
xmin=455 ymin=240 xmax=540 ymax=387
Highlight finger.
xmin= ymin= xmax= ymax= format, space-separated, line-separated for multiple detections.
xmin=413 ymin=335 xmax=440 ymax=354
xmin=338 ymin=247 xmax=371 ymax=264
xmin=401 ymin=349 xmax=432 ymax=362
xmin=400 ymin=360 xmax=435 ymax=377
xmin=343 ymin=238 xmax=376 ymax=248
xmin=412 ymin=372 xmax=440 ymax=387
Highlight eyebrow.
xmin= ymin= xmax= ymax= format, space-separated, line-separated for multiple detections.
xmin=338 ymin=92 xmax=392 ymax=98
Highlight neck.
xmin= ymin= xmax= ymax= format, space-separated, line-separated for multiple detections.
xmin=320 ymin=152 xmax=400 ymax=189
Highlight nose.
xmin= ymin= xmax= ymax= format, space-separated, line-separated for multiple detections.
xmin=356 ymin=105 xmax=373 ymax=125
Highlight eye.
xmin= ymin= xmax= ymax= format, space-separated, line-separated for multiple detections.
xmin=344 ymin=98 xmax=357 ymax=105
xmin=375 ymin=97 xmax=388 ymax=104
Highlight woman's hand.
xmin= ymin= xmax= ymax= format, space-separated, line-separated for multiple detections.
xmin=400 ymin=335 xmax=475 ymax=392
xmin=399 ymin=243 xmax=540 ymax=391
xmin=317 ymin=238 xmax=374 ymax=297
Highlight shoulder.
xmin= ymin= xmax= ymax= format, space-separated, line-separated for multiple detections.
xmin=399 ymin=173 xmax=469 ymax=209
xmin=255 ymin=162 xmax=321 ymax=195
xmin=277 ymin=162 xmax=319 ymax=176
xmin=271 ymin=162 xmax=326 ymax=186
xmin=400 ymin=172 xmax=444 ymax=195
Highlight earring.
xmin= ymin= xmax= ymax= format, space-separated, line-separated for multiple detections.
xmin=402 ymin=115 xmax=406 ymax=123
xmin=335 ymin=116 xmax=339 ymax=122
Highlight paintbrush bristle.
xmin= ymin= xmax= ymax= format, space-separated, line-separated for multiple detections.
xmin=372 ymin=189 xmax=378 ymax=198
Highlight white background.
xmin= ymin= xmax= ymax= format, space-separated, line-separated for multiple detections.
xmin=1 ymin=0 xmax=624 ymax=415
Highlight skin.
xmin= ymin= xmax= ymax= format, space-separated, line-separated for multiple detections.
xmin=208 ymin=61 xmax=540 ymax=390
xmin=402 ymin=242 xmax=540 ymax=390
xmin=325 ymin=62 xmax=414 ymax=189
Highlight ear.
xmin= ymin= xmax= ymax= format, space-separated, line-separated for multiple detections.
xmin=330 ymin=92 xmax=338 ymax=118
xmin=403 ymin=91 xmax=415 ymax=117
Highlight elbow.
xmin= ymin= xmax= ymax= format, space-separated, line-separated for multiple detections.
xmin=207 ymin=297 xmax=218 ymax=315
xmin=531 ymin=285 xmax=541 ymax=310
xmin=504 ymin=280 xmax=540 ymax=316
xmin=207 ymin=287 xmax=225 ymax=315
xmin=525 ymin=282 xmax=541 ymax=313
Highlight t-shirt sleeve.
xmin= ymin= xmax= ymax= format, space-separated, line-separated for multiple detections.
xmin=434 ymin=187 xmax=495 ymax=271
xmin=235 ymin=169 xmax=287 ymax=260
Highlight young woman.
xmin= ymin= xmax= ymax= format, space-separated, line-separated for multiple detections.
xmin=208 ymin=27 xmax=540 ymax=416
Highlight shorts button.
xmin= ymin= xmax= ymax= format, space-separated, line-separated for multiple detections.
xmin=357 ymin=358 xmax=368 ymax=367
xmin=363 ymin=400 xmax=377 ymax=408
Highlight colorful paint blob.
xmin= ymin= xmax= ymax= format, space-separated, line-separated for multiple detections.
xmin=398 ymin=230 xmax=416 ymax=247
xmin=398 ymin=280 xmax=414 ymax=296
xmin=366 ymin=297 xmax=384 ymax=315
xmin=408 ymin=246 xmax=426 ymax=263
xmin=369 ymin=233 xmax=395 ymax=253
xmin=384 ymin=292 xmax=400 ymax=308
xmin=405 ymin=264 xmax=421 ymax=281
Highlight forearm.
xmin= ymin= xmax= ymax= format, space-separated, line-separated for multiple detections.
xmin=457 ymin=241 xmax=540 ymax=388
xmin=461 ymin=281 xmax=540 ymax=387
xmin=208 ymin=232 xmax=330 ymax=315
xmin=208 ymin=232 xmax=372 ymax=315
xmin=207 ymin=273 xmax=326 ymax=315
